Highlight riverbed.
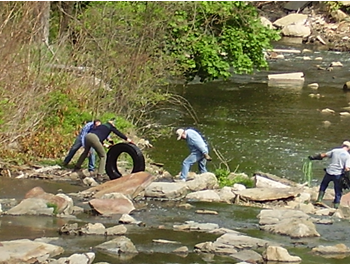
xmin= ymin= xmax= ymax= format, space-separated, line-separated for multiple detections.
xmin=0 ymin=42 xmax=349 ymax=264
xmin=149 ymin=42 xmax=350 ymax=185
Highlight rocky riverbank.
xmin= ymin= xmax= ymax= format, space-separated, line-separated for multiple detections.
xmin=256 ymin=1 xmax=350 ymax=51
xmin=0 ymin=165 xmax=349 ymax=264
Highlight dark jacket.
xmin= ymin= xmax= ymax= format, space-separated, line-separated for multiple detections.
xmin=90 ymin=123 xmax=127 ymax=142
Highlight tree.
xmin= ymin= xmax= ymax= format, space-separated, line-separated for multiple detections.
xmin=67 ymin=1 xmax=279 ymax=83
xmin=163 ymin=1 xmax=280 ymax=82
xmin=29 ymin=1 xmax=51 ymax=44
xmin=0 ymin=1 xmax=280 ymax=161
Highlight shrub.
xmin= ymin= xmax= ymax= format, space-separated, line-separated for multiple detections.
xmin=215 ymin=168 xmax=254 ymax=188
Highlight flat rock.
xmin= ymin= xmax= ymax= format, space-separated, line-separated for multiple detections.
xmin=0 ymin=239 xmax=64 ymax=263
xmin=234 ymin=187 xmax=302 ymax=202
xmin=80 ymin=171 xmax=155 ymax=199
xmin=284 ymin=1 xmax=311 ymax=11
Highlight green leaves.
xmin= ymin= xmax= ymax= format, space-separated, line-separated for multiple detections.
xmin=69 ymin=1 xmax=280 ymax=84
xmin=0 ymin=98 xmax=12 ymax=127
xmin=215 ymin=168 xmax=255 ymax=188
xmin=164 ymin=1 xmax=280 ymax=82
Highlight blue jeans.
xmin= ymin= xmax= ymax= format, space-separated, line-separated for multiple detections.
xmin=319 ymin=173 xmax=342 ymax=204
xmin=180 ymin=151 xmax=207 ymax=180
xmin=63 ymin=136 xmax=95 ymax=172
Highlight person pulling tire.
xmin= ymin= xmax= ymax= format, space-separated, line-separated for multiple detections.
xmin=74 ymin=118 xmax=133 ymax=179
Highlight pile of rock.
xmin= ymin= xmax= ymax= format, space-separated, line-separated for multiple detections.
xmin=257 ymin=1 xmax=350 ymax=51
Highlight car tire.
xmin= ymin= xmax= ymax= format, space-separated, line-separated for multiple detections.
xmin=105 ymin=143 xmax=145 ymax=180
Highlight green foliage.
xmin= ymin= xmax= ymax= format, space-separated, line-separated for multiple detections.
xmin=0 ymin=98 xmax=13 ymax=126
xmin=100 ymin=114 xmax=134 ymax=133
xmin=326 ymin=1 xmax=343 ymax=11
xmin=42 ymin=90 xmax=93 ymax=133
xmin=164 ymin=1 xmax=281 ymax=82
xmin=215 ymin=168 xmax=254 ymax=188
xmin=46 ymin=202 xmax=59 ymax=215
xmin=67 ymin=1 xmax=177 ymax=126
xmin=0 ymin=1 xmax=283 ymax=163
xmin=215 ymin=168 xmax=231 ymax=187
xmin=325 ymin=1 xmax=350 ymax=16
xmin=71 ymin=1 xmax=281 ymax=84
xmin=236 ymin=176 xmax=255 ymax=188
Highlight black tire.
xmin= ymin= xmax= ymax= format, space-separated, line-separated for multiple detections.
xmin=105 ymin=143 xmax=145 ymax=180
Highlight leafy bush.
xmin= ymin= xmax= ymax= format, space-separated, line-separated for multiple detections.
xmin=46 ymin=202 xmax=59 ymax=215
xmin=0 ymin=2 xmax=283 ymax=164
xmin=165 ymin=1 xmax=281 ymax=82
xmin=215 ymin=168 xmax=254 ymax=188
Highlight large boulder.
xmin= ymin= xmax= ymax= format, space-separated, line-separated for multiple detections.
xmin=79 ymin=171 xmax=155 ymax=199
xmin=0 ymin=239 xmax=64 ymax=264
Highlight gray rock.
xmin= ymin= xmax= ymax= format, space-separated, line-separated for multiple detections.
xmin=230 ymin=249 xmax=263 ymax=263
xmin=234 ymin=187 xmax=302 ymax=202
xmin=263 ymin=246 xmax=302 ymax=262
xmin=50 ymin=252 xmax=95 ymax=264
xmin=6 ymin=198 xmax=54 ymax=216
xmin=144 ymin=182 xmax=188 ymax=199
xmin=186 ymin=190 xmax=221 ymax=202
xmin=258 ymin=209 xmax=320 ymax=238
xmin=311 ymin=243 xmax=350 ymax=256
xmin=273 ymin=14 xmax=308 ymax=28
xmin=0 ymin=239 xmax=64 ymax=263
xmin=95 ymin=236 xmax=138 ymax=254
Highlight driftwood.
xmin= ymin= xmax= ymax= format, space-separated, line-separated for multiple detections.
xmin=254 ymin=175 xmax=291 ymax=188
xmin=47 ymin=64 xmax=90 ymax=73
xmin=271 ymin=48 xmax=301 ymax=54
xmin=267 ymin=72 xmax=305 ymax=88
xmin=234 ymin=187 xmax=302 ymax=202
xmin=253 ymin=171 xmax=297 ymax=187
xmin=268 ymin=72 xmax=304 ymax=80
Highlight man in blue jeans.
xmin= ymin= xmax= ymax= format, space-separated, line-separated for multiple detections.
xmin=309 ymin=141 xmax=350 ymax=209
xmin=63 ymin=120 xmax=101 ymax=173
xmin=176 ymin=128 xmax=212 ymax=182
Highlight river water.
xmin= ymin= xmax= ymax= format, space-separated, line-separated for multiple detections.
xmin=0 ymin=42 xmax=350 ymax=264
xmin=150 ymin=42 xmax=350 ymax=185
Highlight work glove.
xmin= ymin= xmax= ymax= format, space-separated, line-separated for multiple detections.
xmin=204 ymin=153 xmax=212 ymax=161
xmin=308 ymin=154 xmax=323 ymax=160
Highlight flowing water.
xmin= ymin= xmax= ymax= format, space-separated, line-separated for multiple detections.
xmin=0 ymin=42 xmax=350 ymax=264
xmin=149 ymin=43 xmax=350 ymax=184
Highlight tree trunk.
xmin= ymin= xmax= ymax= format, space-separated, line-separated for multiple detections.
xmin=29 ymin=1 xmax=50 ymax=44
xmin=57 ymin=1 xmax=74 ymax=39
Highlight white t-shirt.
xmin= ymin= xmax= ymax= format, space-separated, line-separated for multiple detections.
xmin=326 ymin=148 xmax=350 ymax=176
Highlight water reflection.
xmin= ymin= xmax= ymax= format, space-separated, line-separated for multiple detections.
xmin=0 ymin=177 xmax=85 ymax=200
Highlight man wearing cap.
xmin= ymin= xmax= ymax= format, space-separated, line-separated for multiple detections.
xmin=308 ymin=141 xmax=350 ymax=208
xmin=176 ymin=128 xmax=212 ymax=182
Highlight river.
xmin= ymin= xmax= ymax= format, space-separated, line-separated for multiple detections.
xmin=149 ymin=41 xmax=350 ymax=185
xmin=0 ymin=42 xmax=350 ymax=264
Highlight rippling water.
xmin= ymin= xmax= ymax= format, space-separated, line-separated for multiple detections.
xmin=0 ymin=43 xmax=349 ymax=264
xmin=149 ymin=45 xmax=350 ymax=184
